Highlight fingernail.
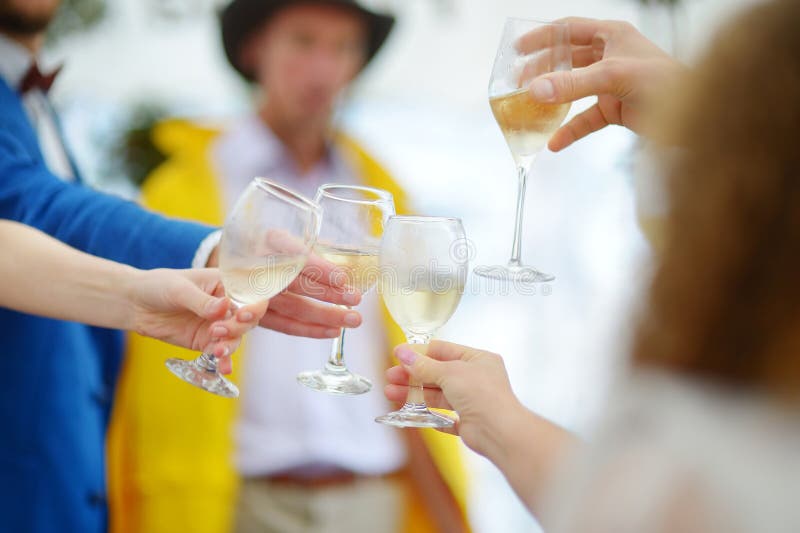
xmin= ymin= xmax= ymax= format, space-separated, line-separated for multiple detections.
xmin=343 ymin=292 xmax=360 ymax=306
xmin=396 ymin=347 xmax=416 ymax=366
xmin=344 ymin=312 xmax=360 ymax=327
xmin=238 ymin=311 xmax=254 ymax=322
xmin=325 ymin=328 xmax=340 ymax=338
xmin=212 ymin=326 xmax=228 ymax=338
xmin=530 ymin=78 xmax=555 ymax=101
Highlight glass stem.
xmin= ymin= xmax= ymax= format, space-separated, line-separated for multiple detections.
xmin=509 ymin=162 xmax=531 ymax=268
xmin=403 ymin=334 xmax=431 ymax=407
xmin=197 ymin=352 xmax=218 ymax=373
xmin=326 ymin=305 xmax=350 ymax=371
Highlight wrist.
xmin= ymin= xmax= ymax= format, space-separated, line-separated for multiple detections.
xmin=115 ymin=265 xmax=144 ymax=332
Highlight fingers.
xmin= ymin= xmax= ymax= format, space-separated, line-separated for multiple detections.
xmin=515 ymin=24 xmax=565 ymax=54
xmin=199 ymin=341 xmax=233 ymax=374
xmin=210 ymin=302 xmax=267 ymax=340
xmin=170 ymin=268 xmax=230 ymax=319
xmin=547 ymin=102 xmax=614 ymax=152
xmin=266 ymin=292 xmax=362 ymax=328
xmin=396 ymin=340 xmax=479 ymax=363
xmin=386 ymin=364 xmax=410 ymax=386
xmin=394 ymin=347 xmax=450 ymax=388
xmin=286 ymin=273 xmax=361 ymax=306
xmin=258 ymin=310 xmax=341 ymax=338
xmin=572 ymin=45 xmax=601 ymax=68
xmin=384 ymin=383 xmax=452 ymax=410
xmin=553 ymin=17 xmax=613 ymax=46
xmin=530 ymin=61 xmax=618 ymax=104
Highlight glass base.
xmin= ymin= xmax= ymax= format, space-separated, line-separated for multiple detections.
xmin=296 ymin=365 xmax=372 ymax=395
xmin=165 ymin=357 xmax=240 ymax=398
xmin=375 ymin=404 xmax=455 ymax=429
xmin=474 ymin=263 xmax=554 ymax=283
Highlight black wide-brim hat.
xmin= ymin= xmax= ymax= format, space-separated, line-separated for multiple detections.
xmin=221 ymin=0 xmax=395 ymax=81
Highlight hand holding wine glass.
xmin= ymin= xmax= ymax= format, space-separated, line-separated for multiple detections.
xmin=475 ymin=18 xmax=572 ymax=284
xmin=384 ymin=341 xmax=523 ymax=452
xmin=376 ymin=216 xmax=468 ymax=428
xmin=524 ymin=17 xmax=684 ymax=152
xmin=166 ymin=178 xmax=322 ymax=398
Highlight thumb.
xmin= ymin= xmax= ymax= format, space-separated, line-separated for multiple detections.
xmin=530 ymin=61 xmax=617 ymax=104
xmin=172 ymin=276 xmax=229 ymax=320
xmin=396 ymin=346 xmax=445 ymax=386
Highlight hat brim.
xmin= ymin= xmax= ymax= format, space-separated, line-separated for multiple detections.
xmin=221 ymin=0 xmax=395 ymax=82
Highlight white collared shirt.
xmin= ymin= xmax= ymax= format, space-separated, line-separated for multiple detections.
xmin=214 ymin=116 xmax=406 ymax=477
xmin=0 ymin=33 xmax=74 ymax=181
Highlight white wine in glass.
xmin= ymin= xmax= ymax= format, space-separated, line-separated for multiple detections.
xmin=221 ymin=258 xmax=306 ymax=305
xmin=475 ymin=18 xmax=572 ymax=284
xmin=376 ymin=216 xmax=468 ymax=428
xmin=297 ymin=184 xmax=395 ymax=395
xmin=166 ymin=178 xmax=321 ymax=398
xmin=380 ymin=286 xmax=463 ymax=334
xmin=313 ymin=243 xmax=380 ymax=294
xmin=489 ymin=88 xmax=571 ymax=162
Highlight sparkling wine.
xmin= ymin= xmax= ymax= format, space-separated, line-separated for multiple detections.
xmin=221 ymin=257 xmax=305 ymax=305
xmin=381 ymin=285 xmax=464 ymax=335
xmin=315 ymin=243 xmax=380 ymax=293
xmin=490 ymin=88 xmax=570 ymax=160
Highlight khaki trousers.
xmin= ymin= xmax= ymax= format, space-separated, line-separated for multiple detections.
xmin=234 ymin=475 xmax=403 ymax=533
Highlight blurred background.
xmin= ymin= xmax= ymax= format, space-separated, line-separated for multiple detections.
xmin=44 ymin=0 xmax=760 ymax=530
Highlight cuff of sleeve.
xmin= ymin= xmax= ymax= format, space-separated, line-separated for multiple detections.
xmin=192 ymin=229 xmax=222 ymax=268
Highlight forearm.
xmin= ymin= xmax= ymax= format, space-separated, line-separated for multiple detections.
xmin=0 ymin=221 xmax=138 ymax=329
xmin=0 ymin=133 xmax=214 ymax=270
xmin=485 ymin=401 xmax=580 ymax=517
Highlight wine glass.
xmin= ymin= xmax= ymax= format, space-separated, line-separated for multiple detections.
xmin=474 ymin=18 xmax=572 ymax=284
xmin=297 ymin=184 xmax=395 ymax=395
xmin=375 ymin=216 xmax=468 ymax=428
xmin=166 ymin=177 xmax=321 ymax=398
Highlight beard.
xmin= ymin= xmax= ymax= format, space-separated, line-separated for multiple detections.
xmin=0 ymin=3 xmax=58 ymax=35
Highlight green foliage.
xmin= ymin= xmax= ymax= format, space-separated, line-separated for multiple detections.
xmin=103 ymin=103 xmax=170 ymax=189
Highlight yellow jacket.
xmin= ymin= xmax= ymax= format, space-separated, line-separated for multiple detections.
xmin=107 ymin=119 xmax=471 ymax=533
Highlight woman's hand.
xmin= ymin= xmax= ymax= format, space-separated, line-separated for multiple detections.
xmin=385 ymin=340 xmax=526 ymax=458
xmin=525 ymin=17 xmax=685 ymax=151
xmin=128 ymin=268 xmax=267 ymax=373
xmin=385 ymin=340 xmax=579 ymax=515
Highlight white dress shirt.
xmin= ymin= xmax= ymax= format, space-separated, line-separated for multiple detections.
xmin=0 ymin=33 xmax=74 ymax=181
xmin=214 ymin=116 xmax=406 ymax=478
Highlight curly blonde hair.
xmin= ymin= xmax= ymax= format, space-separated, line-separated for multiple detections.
xmin=632 ymin=0 xmax=800 ymax=399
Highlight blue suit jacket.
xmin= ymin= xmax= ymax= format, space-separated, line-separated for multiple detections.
xmin=0 ymin=79 xmax=215 ymax=533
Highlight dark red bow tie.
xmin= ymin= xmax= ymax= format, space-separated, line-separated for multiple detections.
xmin=19 ymin=62 xmax=62 ymax=95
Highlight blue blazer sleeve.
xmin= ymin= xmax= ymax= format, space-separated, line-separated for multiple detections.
xmin=0 ymin=84 xmax=214 ymax=269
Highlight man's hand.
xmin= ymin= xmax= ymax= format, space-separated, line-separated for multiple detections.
xmin=259 ymin=251 xmax=363 ymax=338
xmin=525 ymin=17 xmax=685 ymax=151
xmin=207 ymin=244 xmax=364 ymax=339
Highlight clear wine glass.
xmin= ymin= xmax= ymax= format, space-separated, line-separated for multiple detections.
xmin=296 ymin=184 xmax=395 ymax=395
xmin=474 ymin=18 xmax=572 ymax=284
xmin=166 ymin=177 xmax=322 ymax=398
xmin=376 ymin=216 xmax=468 ymax=428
